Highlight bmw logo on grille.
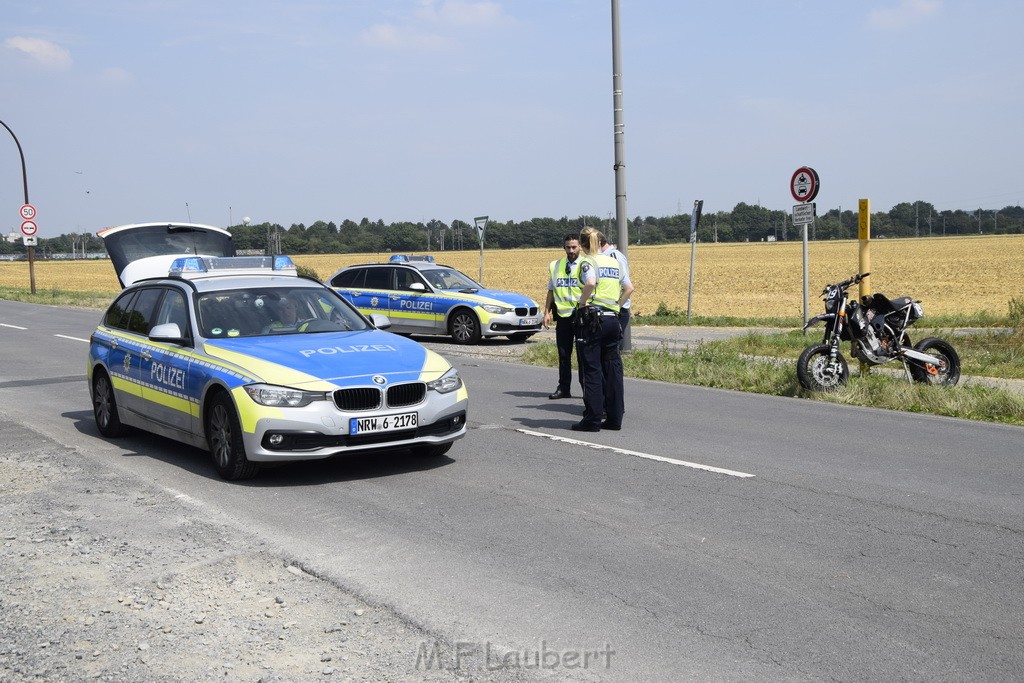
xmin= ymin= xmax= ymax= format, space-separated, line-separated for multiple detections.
xmin=372 ymin=375 xmax=387 ymax=385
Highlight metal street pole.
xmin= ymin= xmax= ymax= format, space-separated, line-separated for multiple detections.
xmin=611 ymin=0 xmax=630 ymax=350
xmin=0 ymin=119 xmax=36 ymax=294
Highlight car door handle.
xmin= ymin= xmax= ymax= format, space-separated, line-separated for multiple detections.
xmin=140 ymin=350 xmax=152 ymax=360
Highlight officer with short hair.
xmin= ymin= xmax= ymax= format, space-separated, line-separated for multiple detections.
xmin=542 ymin=233 xmax=582 ymax=399
xmin=571 ymin=226 xmax=628 ymax=432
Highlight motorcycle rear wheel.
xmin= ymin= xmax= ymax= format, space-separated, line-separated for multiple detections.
xmin=908 ymin=338 xmax=961 ymax=386
xmin=797 ymin=344 xmax=849 ymax=391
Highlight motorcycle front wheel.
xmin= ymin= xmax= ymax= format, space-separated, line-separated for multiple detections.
xmin=908 ymin=338 xmax=961 ymax=386
xmin=797 ymin=344 xmax=849 ymax=391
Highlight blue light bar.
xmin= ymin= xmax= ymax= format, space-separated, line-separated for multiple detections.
xmin=169 ymin=255 xmax=298 ymax=278
xmin=389 ymin=254 xmax=435 ymax=263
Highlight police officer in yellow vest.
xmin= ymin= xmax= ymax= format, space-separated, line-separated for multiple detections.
xmin=542 ymin=233 xmax=582 ymax=399
xmin=571 ymin=226 xmax=628 ymax=432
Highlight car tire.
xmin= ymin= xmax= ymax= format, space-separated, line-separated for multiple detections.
xmin=449 ymin=309 xmax=481 ymax=345
xmin=411 ymin=442 xmax=453 ymax=458
xmin=206 ymin=392 xmax=260 ymax=481
xmin=92 ymin=369 xmax=127 ymax=438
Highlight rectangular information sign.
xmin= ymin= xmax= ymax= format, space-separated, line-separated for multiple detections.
xmin=792 ymin=203 xmax=816 ymax=226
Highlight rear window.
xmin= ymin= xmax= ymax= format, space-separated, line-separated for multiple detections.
xmin=331 ymin=269 xmax=365 ymax=288
xmin=363 ymin=267 xmax=391 ymax=289
xmin=103 ymin=287 xmax=165 ymax=334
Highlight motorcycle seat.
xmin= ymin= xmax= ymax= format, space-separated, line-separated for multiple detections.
xmin=890 ymin=296 xmax=914 ymax=310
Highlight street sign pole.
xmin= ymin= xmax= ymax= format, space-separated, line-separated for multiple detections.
xmin=2 ymin=120 xmax=36 ymax=293
xmin=474 ymin=216 xmax=488 ymax=283
xmin=686 ymin=200 xmax=703 ymax=323
xmin=802 ymin=224 xmax=809 ymax=329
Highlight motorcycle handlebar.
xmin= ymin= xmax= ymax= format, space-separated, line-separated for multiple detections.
xmin=834 ymin=272 xmax=870 ymax=290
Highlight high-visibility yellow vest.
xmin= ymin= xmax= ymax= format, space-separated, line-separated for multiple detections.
xmin=581 ymin=253 xmax=622 ymax=313
xmin=549 ymin=257 xmax=582 ymax=316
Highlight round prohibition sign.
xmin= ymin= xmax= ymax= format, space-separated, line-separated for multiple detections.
xmin=21 ymin=220 xmax=38 ymax=236
xmin=20 ymin=204 xmax=37 ymax=220
xmin=790 ymin=167 xmax=820 ymax=203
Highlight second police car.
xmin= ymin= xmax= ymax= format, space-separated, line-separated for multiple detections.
xmin=88 ymin=223 xmax=468 ymax=480
xmin=328 ymin=255 xmax=542 ymax=344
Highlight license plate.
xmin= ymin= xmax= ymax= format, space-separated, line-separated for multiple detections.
xmin=519 ymin=317 xmax=539 ymax=326
xmin=349 ymin=412 xmax=418 ymax=435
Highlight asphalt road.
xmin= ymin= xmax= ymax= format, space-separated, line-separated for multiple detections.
xmin=2 ymin=300 xmax=1022 ymax=680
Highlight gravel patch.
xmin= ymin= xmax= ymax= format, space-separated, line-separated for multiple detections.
xmin=0 ymin=419 xmax=537 ymax=682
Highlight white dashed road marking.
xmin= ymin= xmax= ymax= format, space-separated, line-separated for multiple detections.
xmin=517 ymin=428 xmax=755 ymax=479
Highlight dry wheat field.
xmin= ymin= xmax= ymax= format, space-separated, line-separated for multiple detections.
xmin=2 ymin=234 xmax=1021 ymax=319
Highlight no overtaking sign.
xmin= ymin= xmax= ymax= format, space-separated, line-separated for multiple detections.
xmin=790 ymin=167 xmax=819 ymax=203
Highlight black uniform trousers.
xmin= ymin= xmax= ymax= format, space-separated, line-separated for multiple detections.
xmin=617 ymin=307 xmax=631 ymax=350
xmin=554 ymin=311 xmax=577 ymax=394
xmin=576 ymin=313 xmax=624 ymax=429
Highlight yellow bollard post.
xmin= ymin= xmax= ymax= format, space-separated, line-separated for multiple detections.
xmin=858 ymin=199 xmax=871 ymax=376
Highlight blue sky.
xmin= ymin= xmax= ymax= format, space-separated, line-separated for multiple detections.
xmin=2 ymin=0 xmax=1022 ymax=238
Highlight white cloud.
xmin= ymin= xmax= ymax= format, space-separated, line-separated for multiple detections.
xmin=359 ymin=23 xmax=447 ymax=50
xmin=362 ymin=1 xmax=511 ymax=49
xmin=4 ymin=36 xmax=73 ymax=69
xmin=98 ymin=67 xmax=133 ymax=85
xmin=868 ymin=0 xmax=942 ymax=30
xmin=417 ymin=0 xmax=511 ymax=28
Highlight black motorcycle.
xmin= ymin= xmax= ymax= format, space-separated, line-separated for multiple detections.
xmin=797 ymin=272 xmax=961 ymax=391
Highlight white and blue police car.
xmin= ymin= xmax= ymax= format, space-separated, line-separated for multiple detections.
xmin=88 ymin=223 xmax=468 ymax=480
xmin=328 ymin=255 xmax=542 ymax=344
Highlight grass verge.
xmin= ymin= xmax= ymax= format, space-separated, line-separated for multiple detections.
xmin=521 ymin=339 xmax=1024 ymax=427
xmin=709 ymin=328 xmax=1024 ymax=380
xmin=633 ymin=306 xmax=1012 ymax=329
xmin=0 ymin=287 xmax=110 ymax=309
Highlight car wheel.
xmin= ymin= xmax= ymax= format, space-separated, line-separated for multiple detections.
xmin=449 ymin=309 xmax=481 ymax=345
xmin=206 ymin=392 xmax=260 ymax=481
xmin=411 ymin=442 xmax=453 ymax=458
xmin=92 ymin=369 xmax=127 ymax=438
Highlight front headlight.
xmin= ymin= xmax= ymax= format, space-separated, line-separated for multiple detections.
xmin=481 ymin=303 xmax=513 ymax=315
xmin=243 ymin=383 xmax=325 ymax=407
xmin=426 ymin=367 xmax=462 ymax=394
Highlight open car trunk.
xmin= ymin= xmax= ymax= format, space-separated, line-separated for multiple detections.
xmin=99 ymin=222 xmax=236 ymax=287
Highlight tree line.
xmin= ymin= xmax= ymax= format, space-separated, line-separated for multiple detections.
xmin=6 ymin=201 xmax=1023 ymax=258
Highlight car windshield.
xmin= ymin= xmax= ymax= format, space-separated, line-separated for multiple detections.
xmin=423 ymin=267 xmax=480 ymax=292
xmin=196 ymin=286 xmax=371 ymax=338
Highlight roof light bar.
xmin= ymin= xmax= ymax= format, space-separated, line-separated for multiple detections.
xmin=169 ymin=255 xmax=297 ymax=278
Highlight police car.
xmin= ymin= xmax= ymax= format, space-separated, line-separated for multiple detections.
xmin=328 ymin=255 xmax=541 ymax=344
xmin=88 ymin=223 xmax=468 ymax=480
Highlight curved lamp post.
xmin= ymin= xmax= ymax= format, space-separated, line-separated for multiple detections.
xmin=0 ymin=118 xmax=35 ymax=293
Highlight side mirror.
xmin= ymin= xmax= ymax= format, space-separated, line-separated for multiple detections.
xmin=409 ymin=282 xmax=427 ymax=292
xmin=149 ymin=322 xmax=188 ymax=345
xmin=369 ymin=313 xmax=392 ymax=330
